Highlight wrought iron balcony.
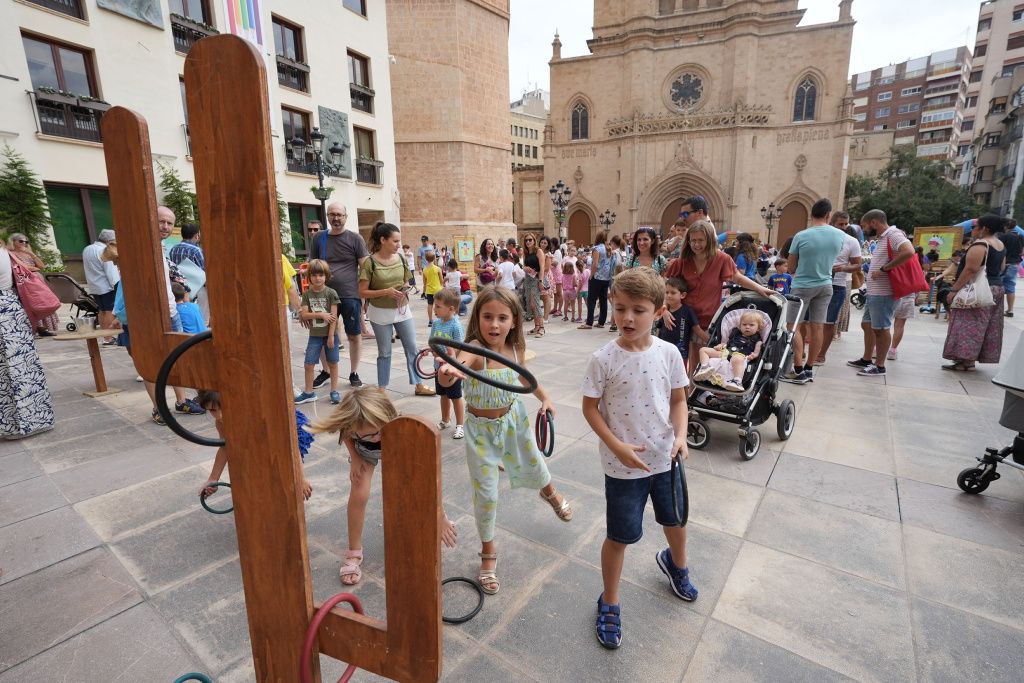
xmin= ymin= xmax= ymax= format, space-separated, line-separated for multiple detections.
xmin=286 ymin=156 xmax=347 ymax=178
xmin=356 ymin=159 xmax=382 ymax=184
xmin=171 ymin=13 xmax=218 ymax=55
xmin=31 ymin=91 xmax=106 ymax=143
xmin=276 ymin=56 xmax=310 ymax=92
xmin=24 ymin=0 xmax=83 ymax=18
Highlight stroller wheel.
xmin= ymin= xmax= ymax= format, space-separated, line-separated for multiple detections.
xmin=66 ymin=322 xmax=77 ymax=332
xmin=956 ymin=467 xmax=991 ymax=494
xmin=687 ymin=418 xmax=710 ymax=450
xmin=739 ymin=430 xmax=761 ymax=461
xmin=776 ymin=399 xmax=796 ymax=441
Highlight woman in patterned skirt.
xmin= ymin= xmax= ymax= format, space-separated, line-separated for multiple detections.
xmin=1 ymin=243 xmax=55 ymax=440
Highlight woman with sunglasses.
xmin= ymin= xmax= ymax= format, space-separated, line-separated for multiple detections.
xmin=521 ymin=233 xmax=546 ymax=336
xmin=7 ymin=234 xmax=58 ymax=337
xmin=1 ymin=236 xmax=55 ymax=440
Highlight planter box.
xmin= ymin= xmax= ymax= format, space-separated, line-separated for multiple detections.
xmin=35 ymin=91 xmax=78 ymax=106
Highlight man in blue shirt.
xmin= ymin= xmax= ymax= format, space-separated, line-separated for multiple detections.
xmin=782 ymin=198 xmax=844 ymax=384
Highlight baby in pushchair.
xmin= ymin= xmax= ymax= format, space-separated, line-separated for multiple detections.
xmin=693 ymin=311 xmax=765 ymax=392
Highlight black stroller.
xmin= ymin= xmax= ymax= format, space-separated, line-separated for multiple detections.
xmin=956 ymin=334 xmax=1024 ymax=494
xmin=44 ymin=273 xmax=99 ymax=331
xmin=686 ymin=290 xmax=803 ymax=460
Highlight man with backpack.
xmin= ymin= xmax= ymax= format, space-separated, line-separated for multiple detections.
xmin=310 ymin=202 xmax=368 ymax=387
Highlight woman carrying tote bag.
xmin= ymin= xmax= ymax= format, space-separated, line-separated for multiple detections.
xmin=941 ymin=214 xmax=1007 ymax=371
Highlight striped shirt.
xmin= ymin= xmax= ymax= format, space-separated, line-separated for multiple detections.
xmin=866 ymin=227 xmax=911 ymax=297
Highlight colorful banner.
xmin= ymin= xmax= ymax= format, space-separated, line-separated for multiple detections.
xmin=224 ymin=0 xmax=263 ymax=47
xmin=913 ymin=227 xmax=962 ymax=264
xmin=456 ymin=239 xmax=475 ymax=263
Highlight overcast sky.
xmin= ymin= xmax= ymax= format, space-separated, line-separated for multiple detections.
xmin=509 ymin=0 xmax=979 ymax=99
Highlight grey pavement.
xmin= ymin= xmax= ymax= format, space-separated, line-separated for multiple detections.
xmin=2 ymin=299 xmax=1024 ymax=682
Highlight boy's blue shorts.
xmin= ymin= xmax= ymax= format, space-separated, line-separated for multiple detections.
xmin=304 ymin=335 xmax=339 ymax=365
xmin=605 ymin=469 xmax=685 ymax=544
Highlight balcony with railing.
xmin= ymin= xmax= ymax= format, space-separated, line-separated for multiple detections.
xmin=924 ymin=83 xmax=958 ymax=97
xmin=171 ymin=13 xmax=218 ymax=54
xmin=918 ymin=134 xmax=952 ymax=145
xmin=927 ymin=63 xmax=963 ymax=80
xmin=350 ymin=83 xmax=374 ymax=114
xmin=30 ymin=91 xmax=108 ymax=143
xmin=356 ymin=159 xmax=383 ymax=184
xmin=276 ymin=56 xmax=310 ymax=92
xmin=920 ymin=118 xmax=955 ymax=130
xmin=24 ymin=0 xmax=83 ymax=18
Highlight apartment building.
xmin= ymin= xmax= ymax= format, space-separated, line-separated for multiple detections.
xmin=1 ymin=0 xmax=398 ymax=266
xmin=967 ymin=67 xmax=1024 ymax=212
xmin=849 ymin=47 xmax=971 ymax=171
xmin=510 ymin=88 xmax=547 ymax=170
xmin=961 ymin=0 xmax=1024 ymax=185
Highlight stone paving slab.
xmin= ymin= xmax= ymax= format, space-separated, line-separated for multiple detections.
xmin=768 ymin=453 xmax=900 ymax=521
xmin=0 ymin=452 xmax=42 ymax=488
xmin=0 ymin=602 xmax=201 ymax=683
xmin=713 ymin=543 xmax=916 ymax=683
xmin=0 ymin=547 xmax=141 ymax=673
xmin=0 ymin=475 xmax=67 ymax=528
xmin=0 ymin=506 xmax=100 ymax=586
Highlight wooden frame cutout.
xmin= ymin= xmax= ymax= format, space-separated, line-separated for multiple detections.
xmin=100 ymin=34 xmax=441 ymax=682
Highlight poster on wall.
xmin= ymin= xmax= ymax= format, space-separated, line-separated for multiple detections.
xmin=913 ymin=227 xmax=963 ymax=265
xmin=224 ymin=0 xmax=264 ymax=47
xmin=456 ymin=239 xmax=475 ymax=263
xmin=96 ymin=0 xmax=164 ymax=29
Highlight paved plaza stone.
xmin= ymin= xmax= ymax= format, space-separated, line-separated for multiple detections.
xmin=2 ymin=301 xmax=1024 ymax=682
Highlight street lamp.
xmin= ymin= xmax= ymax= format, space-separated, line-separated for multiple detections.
xmin=760 ymin=202 xmax=782 ymax=246
xmin=290 ymin=126 xmax=348 ymax=224
xmin=600 ymin=209 xmax=616 ymax=231
xmin=549 ymin=180 xmax=572 ymax=242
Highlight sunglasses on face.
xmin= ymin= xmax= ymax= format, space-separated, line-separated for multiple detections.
xmin=679 ymin=211 xmax=691 ymax=219
xmin=15 ymin=239 xmax=29 ymax=244
xmin=525 ymin=238 xmax=535 ymax=243
xmin=352 ymin=428 xmax=381 ymax=441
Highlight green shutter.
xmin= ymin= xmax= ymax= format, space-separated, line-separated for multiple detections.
xmin=89 ymin=189 xmax=113 ymax=233
xmin=46 ymin=186 xmax=89 ymax=257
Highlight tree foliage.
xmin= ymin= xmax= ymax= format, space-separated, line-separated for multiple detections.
xmin=844 ymin=145 xmax=984 ymax=232
xmin=157 ymin=161 xmax=198 ymax=226
xmin=0 ymin=144 xmax=61 ymax=268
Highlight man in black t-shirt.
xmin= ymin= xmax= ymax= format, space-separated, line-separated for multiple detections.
xmin=998 ymin=227 xmax=1022 ymax=317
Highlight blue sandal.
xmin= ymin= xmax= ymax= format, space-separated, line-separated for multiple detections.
xmin=596 ymin=594 xmax=622 ymax=649
xmin=656 ymin=548 xmax=698 ymax=602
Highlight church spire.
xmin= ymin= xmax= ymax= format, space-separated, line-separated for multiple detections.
xmin=551 ymin=31 xmax=562 ymax=61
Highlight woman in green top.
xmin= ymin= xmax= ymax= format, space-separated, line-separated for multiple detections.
xmin=358 ymin=222 xmax=435 ymax=396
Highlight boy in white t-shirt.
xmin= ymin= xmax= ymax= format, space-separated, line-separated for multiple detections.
xmin=496 ymin=249 xmax=519 ymax=289
xmin=581 ymin=266 xmax=694 ymax=651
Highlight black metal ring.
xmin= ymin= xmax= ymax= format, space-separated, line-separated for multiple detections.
xmin=199 ymin=481 xmax=233 ymax=515
xmin=415 ymin=348 xmax=437 ymax=379
xmin=155 ymin=330 xmax=223 ymax=447
xmin=535 ymin=409 xmax=555 ymax=457
xmin=670 ymin=455 xmax=689 ymax=527
xmin=441 ymin=576 xmax=485 ymax=624
xmin=429 ymin=337 xmax=538 ymax=394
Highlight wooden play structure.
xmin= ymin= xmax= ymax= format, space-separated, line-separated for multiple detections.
xmin=101 ymin=35 xmax=443 ymax=682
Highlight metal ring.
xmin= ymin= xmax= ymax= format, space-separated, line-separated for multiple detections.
xmin=441 ymin=576 xmax=485 ymax=624
xmin=173 ymin=675 xmax=213 ymax=683
xmin=199 ymin=481 xmax=233 ymax=515
xmin=670 ymin=455 xmax=689 ymax=527
xmin=415 ymin=348 xmax=437 ymax=379
xmin=155 ymin=330 xmax=223 ymax=447
xmin=535 ymin=409 xmax=555 ymax=457
xmin=428 ymin=337 xmax=538 ymax=394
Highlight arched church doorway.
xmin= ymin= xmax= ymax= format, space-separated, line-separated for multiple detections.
xmin=777 ymin=202 xmax=808 ymax=247
xmin=660 ymin=198 xmax=686 ymax=235
xmin=567 ymin=210 xmax=591 ymax=246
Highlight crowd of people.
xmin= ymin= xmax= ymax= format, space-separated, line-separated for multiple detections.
xmin=2 ymin=193 xmax=1021 ymax=652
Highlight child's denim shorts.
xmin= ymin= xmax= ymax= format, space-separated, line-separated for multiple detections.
xmin=304 ymin=334 xmax=339 ymax=365
xmin=605 ymin=469 xmax=685 ymax=544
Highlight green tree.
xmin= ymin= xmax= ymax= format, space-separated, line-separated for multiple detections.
xmin=277 ymin=190 xmax=295 ymax=260
xmin=0 ymin=144 xmax=61 ymax=268
xmin=157 ymin=161 xmax=198 ymax=226
xmin=1012 ymin=182 xmax=1024 ymax=227
xmin=844 ymin=145 xmax=983 ymax=232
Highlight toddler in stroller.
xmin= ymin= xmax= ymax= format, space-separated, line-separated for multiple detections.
xmin=693 ymin=311 xmax=764 ymax=392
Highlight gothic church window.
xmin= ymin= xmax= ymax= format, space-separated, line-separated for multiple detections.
xmin=571 ymin=102 xmax=589 ymax=140
xmin=793 ymin=77 xmax=817 ymax=122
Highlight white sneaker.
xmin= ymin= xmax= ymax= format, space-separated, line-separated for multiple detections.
xmin=135 ymin=375 xmax=143 ymax=382
xmin=453 ymin=425 xmax=465 ymax=439
xmin=887 ymin=348 xmax=897 ymax=360
xmin=725 ymin=378 xmax=745 ymax=392
xmin=437 ymin=420 xmax=450 ymax=430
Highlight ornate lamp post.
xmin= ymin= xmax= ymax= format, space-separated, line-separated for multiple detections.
xmin=600 ymin=209 xmax=617 ymax=232
xmin=760 ymin=202 xmax=782 ymax=246
xmin=290 ymin=126 xmax=347 ymax=224
xmin=549 ymin=180 xmax=572 ymax=242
